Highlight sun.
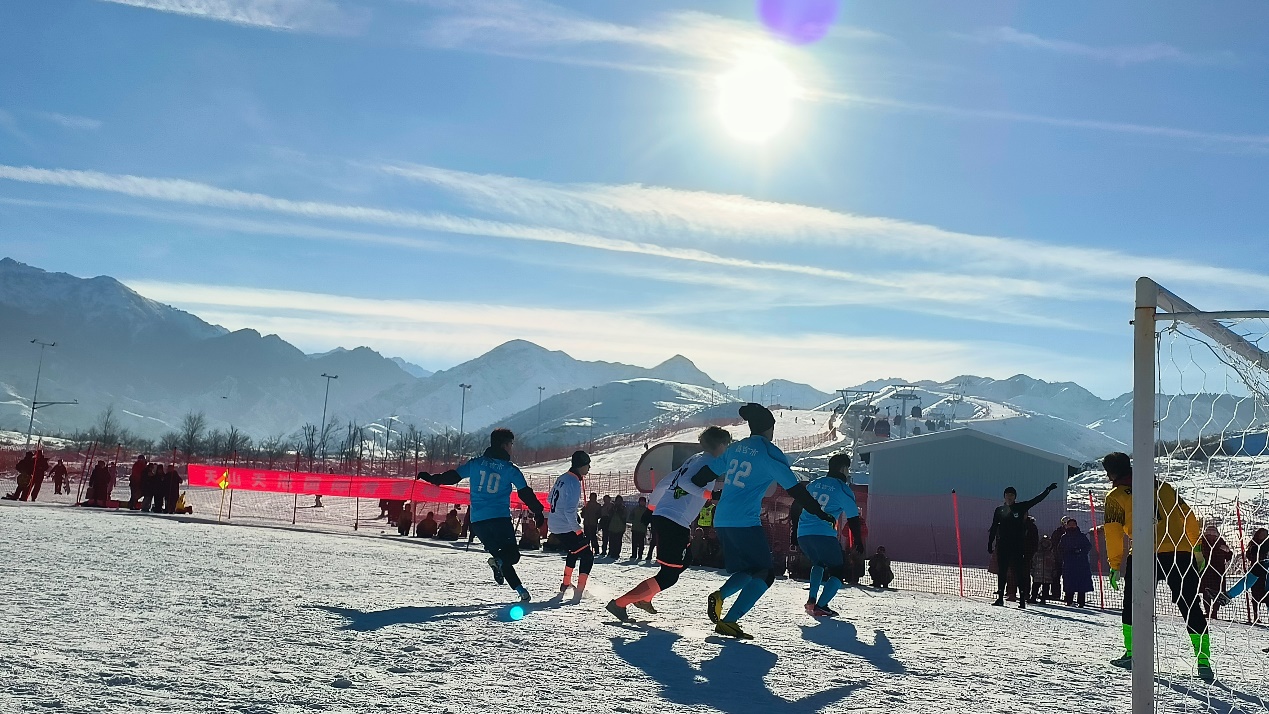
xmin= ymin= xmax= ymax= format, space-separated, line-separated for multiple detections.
xmin=715 ymin=53 xmax=798 ymax=142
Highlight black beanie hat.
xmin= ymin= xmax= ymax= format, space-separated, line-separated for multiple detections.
xmin=571 ymin=451 xmax=591 ymax=468
xmin=739 ymin=403 xmax=776 ymax=433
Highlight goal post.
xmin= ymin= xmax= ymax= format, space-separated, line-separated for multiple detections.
xmin=1133 ymin=277 xmax=1269 ymax=713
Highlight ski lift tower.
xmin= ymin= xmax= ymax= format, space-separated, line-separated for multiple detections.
xmin=836 ymin=389 xmax=879 ymax=473
xmin=892 ymin=385 xmax=922 ymax=439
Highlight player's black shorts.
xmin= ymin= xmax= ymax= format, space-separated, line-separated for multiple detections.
xmin=555 ymin=530 xmax=590 ymax=555
xmin=469 ymin=517 xmax=516 ymax=554
xmin=652 ymin=515 xmax=691 ymax=568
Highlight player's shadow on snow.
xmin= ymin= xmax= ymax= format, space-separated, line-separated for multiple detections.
xmin=799 ymin=620 xmax=906 ymax=674
xmin=311 ymin=605 xmax=491 ymax=631
xmin=611 ymin=625 xmax=863 ymax=713
xmin=1156 ymin=675 xmax=1267 ymax=713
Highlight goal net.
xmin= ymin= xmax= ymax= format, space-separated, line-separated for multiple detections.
xmin=1134 ymin=277 xmax=1269 ymax=712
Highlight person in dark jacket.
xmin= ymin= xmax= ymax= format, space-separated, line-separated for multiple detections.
xmin=28 ymin=449 xmax=49 ymax=501
xmin=437 ymin=509 xmax=462 ymax=541
xmin=607 ymin=495 xmax=628 ymax=559
xmin=1247 ymin=528 xmax=1269 ymax=621
xmin=51 ymin=458 xmax=68 ymax=495
xmin=1059 ymin=517 xmax=1094 ymax=607
xmin=988 ymin=482 xmax=1058 ymax=608
xmin=1199 ymin=525 xmax=1234 ymax=618
xmin=164 ymin=465 xmax=181 ymax=513
xmin=599 ymin=495 xmax=615 ymax=557
xmin=129 ymin=455 xmax=147 ymax=509
xmin=88 ymin=460 xmax=110 ymax=506
xmin=1050 ymin=518 xmax=1068 ymax=596
xmin=630 ymin=496 xmax=650 ymax=561
xmin=138 ymin=464 xmax=156 ymax=511
xmin=582 ymin=493 xmax=602 ymax=552
xmin=1030 ymin=534 xmax=1059 ymax=603
xmin=416 ymin=511 xmax=439 ymax=538
xmin=12 ymin=451 xmax=35 ymax=500
xmin=869 ymin=546 xmax=894 ymax=588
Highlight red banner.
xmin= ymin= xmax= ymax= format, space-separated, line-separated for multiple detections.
xmin=186 ymin=464 xmax=542 ymax=508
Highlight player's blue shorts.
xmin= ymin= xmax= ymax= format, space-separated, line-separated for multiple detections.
xmin=797 ymin=535 xmax=845 ymax=568
xmin=469 ymin=517 xmax=516 ymax=555
xmin=717 ymin=526 xmax=772 ymax=574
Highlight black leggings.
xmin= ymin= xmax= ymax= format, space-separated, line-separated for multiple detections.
xmin=995 ymin=546 xmax=1029 ymax=599
xmin=1122 ymin=552 xmax=1207 ymax=635
xmin=471 ymin=518 xmax=524 ymax=590
xmin=651 ymin=516 xmax=691 ymax=590
xmin=557 ymin=531 xmax=593 ymax=575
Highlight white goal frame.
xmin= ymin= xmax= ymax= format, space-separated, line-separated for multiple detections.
xmin=1132 ymin=277 xmax=1269 ymax=713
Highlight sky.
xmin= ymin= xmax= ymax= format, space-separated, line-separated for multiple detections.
xmin=2 ymin=0 xmax=1269 ymax=398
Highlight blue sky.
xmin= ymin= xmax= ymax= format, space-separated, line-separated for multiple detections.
xmin=2 ymin=0 xmax=1268 ymax=397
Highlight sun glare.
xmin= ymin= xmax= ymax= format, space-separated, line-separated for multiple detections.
xmin=716 ymin=53 xmax=798 ymax=143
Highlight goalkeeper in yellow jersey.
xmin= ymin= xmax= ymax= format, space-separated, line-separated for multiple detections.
xmin=1102 ymin=451 xmax=1210 ymax=681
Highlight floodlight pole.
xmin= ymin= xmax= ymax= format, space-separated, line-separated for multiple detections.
xmin=1131 ymin=278 xmax=1159 ymax=714
xmin=318 ymin=373 xmax=338 ymax=461
xmin=25 ymin=340 xmax=54 ymax=449
xmin=459 ymin=384 xmax=472 ymax=456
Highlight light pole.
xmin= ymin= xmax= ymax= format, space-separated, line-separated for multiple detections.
xmin=458 ymin=383 xmax=472 ymax=456
xmin=25 ymin=340 xmax=75 ymax=448
xmin=537 ymin=386 xmax=546 ymax=433
xmin=318 ymin=373 xmax=338 ymax=461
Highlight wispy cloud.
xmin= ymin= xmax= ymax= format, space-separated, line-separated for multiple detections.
xmin=377 ymin=162 xmax=1269 ymax=298
xmin=96 ymin=0 xmax=366 ymax=34
xmin=0 ymin=110 xmax=33 ymax=146
xmin=957 ymin=26 xmax=1236 ymax=66
xmin=122 ymin=280 xmax=1115 ymax=392
xmin=40 ymin=112 xmax=103 ymax=131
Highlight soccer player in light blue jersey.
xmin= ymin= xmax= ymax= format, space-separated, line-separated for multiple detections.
xmin=686 ymin=404 xmax=835 ymax=639
xmin=789 ymin=453 xmax=864 ymax=617
xmin=420 ymin=428 xmax=545 ymax=602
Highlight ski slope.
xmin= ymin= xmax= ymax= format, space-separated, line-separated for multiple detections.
xmin=5 ymin=503 xmax=1264 ymax=714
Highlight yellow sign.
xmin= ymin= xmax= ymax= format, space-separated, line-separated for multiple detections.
xmin=218 ymin=470 xmax=230 ymax=490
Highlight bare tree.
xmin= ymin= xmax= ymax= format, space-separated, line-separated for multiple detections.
xmin=178 ymin=411 xmax=207 ymax=461
xmin=296 ymin=423 xmax=319 ymax=467
xmin=224 ymin=425 xmax=251 ymax=459
xmin=258 ymin=433 xmax=288 ymax=467
xmin=158 ymin=431 xmax=180 ymax=454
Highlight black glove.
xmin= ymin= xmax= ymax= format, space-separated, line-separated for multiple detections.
xmin=1047 ymin=482 xmax=1058 ymax=491
xmin=416 ymin=471 xmax=431 ymax=481
xmin=533 ymin=510 xmax=545 ymax=528
xmin=988 ymin=543 xmax=994 ymax=554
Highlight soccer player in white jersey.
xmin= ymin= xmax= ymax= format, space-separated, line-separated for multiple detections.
xmin=549 ymin=451 xmax=594 ymax=596
xmin=420 ymin=428 xmax=545 ymax=602
xmin=789 ymin=453 xmax=863 ymax=617
xmin=690 ymin=404 xmax=835 ymax=639
xmin=606 ymin=427 xmax=734 ymax=622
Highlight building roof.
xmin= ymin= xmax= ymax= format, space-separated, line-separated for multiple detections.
xmin=857 ymin=427 xmax=1082 ymax=468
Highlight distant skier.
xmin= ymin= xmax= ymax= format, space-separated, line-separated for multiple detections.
xmin=51 ymin=459 xmax=68 ymax=495
xmin=787 ymin=453 xmax=863 ymax=617
xmin=419 ymin=428 xmax=545 ymax=602
xmin=1102 ymin=451 xmax=1209 ymax=680
xmin=988 ymin=482 xmax=1057 ymax=609
xmin=606 ymin=427 xmax=733 ymax=622
xmin=549 ymin=451 xmax=595 ymax=597
xmin=689 ymin=404 xmax=835 ymax=639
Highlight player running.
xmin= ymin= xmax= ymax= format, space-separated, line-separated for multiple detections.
xmin=419 ymin=428 xmax=545 ymax=602
xmin=1102 ymin=451 xmax=1211 ymax=681
xmin=606 ymin=426 xmax=734 ymax=622
xmin=549 ymin=451 xmax=595 ymax=598
xmin=788 ymin=453 xmax=863 ymax=617
xmin=686 ymin=404 xmax=835 ymax=639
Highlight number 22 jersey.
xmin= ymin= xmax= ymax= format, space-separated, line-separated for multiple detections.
xmin=708 ymin=435 xmax=799 ymax=528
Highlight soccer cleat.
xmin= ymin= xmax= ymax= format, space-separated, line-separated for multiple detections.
xmin=516 ymin=586 xmax=531 ymax=603
xmin=714 ymin=621 xmax=753 ymax=640
xmin=817 ymin=605 xmax=840 ymax=617
xmin=1018 ymin=600 xmax=1026 ymax=610
xmin=1197 ymin=664 xmax=1215 ymax=683
xmin=632 ymin=601 xmax=657 ymax=614
xmin=992 ymin=597 xmax=1004 ymax=606
xmin=606 ymin=600 xmax=631 ymax=622
xmin=708 ymin=590 xmax=724 ymax=624
xmin=488 ymin=557 xmax=505 ymax=585
xmin=1111 ymin=654 xmax=1132 ymax=669
xmin=803 ymin=602 xmax=818 ymax=616
xmin=560 ymin=582 xmax=572 ymax=594
xmin=810 ymin=605 xmax=834 ymax=617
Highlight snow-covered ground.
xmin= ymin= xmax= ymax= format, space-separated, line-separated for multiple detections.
xmin=6 ymin=502 xmax=1269 ymax=713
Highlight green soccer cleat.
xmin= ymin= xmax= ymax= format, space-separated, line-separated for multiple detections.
xmin=714 ymin=621 xmax=753 ymax=640
xmin=708 ymin=590 xmax=724 ymax=624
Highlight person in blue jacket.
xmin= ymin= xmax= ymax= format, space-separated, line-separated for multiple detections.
xmin=420 ymin=428 xmax=545 ymax=602
xmin=688 ymin=403 xmax=835 ymax=639
xmin=789 ymin=453 xmax=864 ymax=617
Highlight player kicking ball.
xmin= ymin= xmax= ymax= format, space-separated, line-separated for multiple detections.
xmin=420 ymin=428 xmax=545 ymax=602
xmin=788 ymin=453 xmax=864 ymax=617
xmin=549 ymin=450 xmax=595 ymax=598
xmin=688 ymin=404 xmax=836 ymax=639
xmin=607 ymin=426 xmax=734 ymax=623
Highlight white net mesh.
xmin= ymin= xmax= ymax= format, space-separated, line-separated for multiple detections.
xmin=1147 ymin=310 xmax=1269 ymax=710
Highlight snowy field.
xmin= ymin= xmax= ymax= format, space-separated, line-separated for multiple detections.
xmin=8 ymin=503 xmax=1269 ymax=713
